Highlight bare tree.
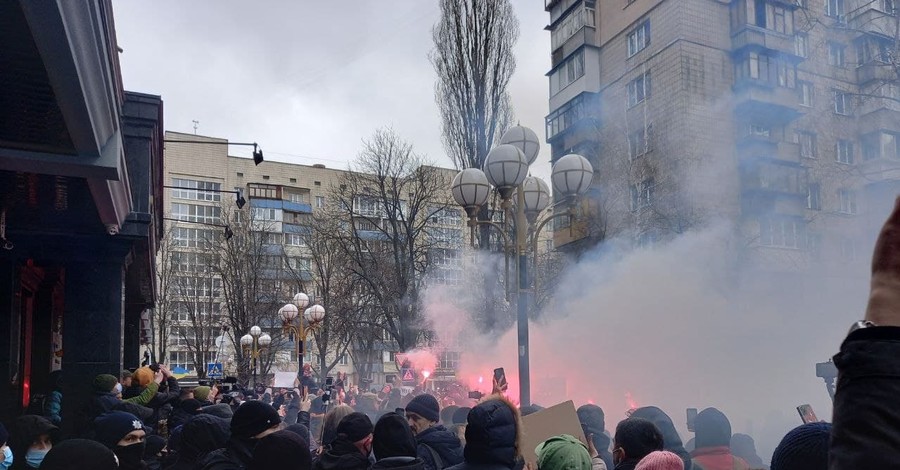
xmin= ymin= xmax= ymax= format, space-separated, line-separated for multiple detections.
xmin=170 ymin=251 xmax=223 ymax=379
xmin=329 ymin=128 xmax=453 ymax=351
xmin=151 ymin=226 xmax=180 ymax=364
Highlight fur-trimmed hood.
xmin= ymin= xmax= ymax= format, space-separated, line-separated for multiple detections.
xmin=463 ymin=395 xmax=522 ymax=467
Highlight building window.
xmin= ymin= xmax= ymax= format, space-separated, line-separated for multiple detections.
xmin=546 ymin=95 xmax=587 ymax=139
xmin=838 ymin=188 xmax=858 ymax=214
xmin=862 ymin=132 xmax=900 ymax=161
xmin=171 ymin=203 xmax=221 ymax=224
xmin=798 ymin=81 xmax=813 ymax=107
xmin=807 ymin=183 xmax=821 ymax=210
xmin=883 ymin=0 xmax=897 ymax=14
xmin=248 ymin=183 xmax=279 ymax=199
xmin=429 ymin=207 xmax=462 ymax=226
xmin=439 ymin=351 xmax=460 ymax=370
xmin=833 ymin=91 xmax=850 ymax=115
xmin=315 ymin=196 xmax=325 ymax=208
xmin=627 ymin=20 xmax=651 ymax=58
xmin=171 ymin=178 xmax=222 ymax=202
xmin=836 ymin=139 xmax=854 ymax=164
xmin=338 ymin=354 xmax=349 ymax=366
xmin=795 ymin=33 xmax=809 ymax=58
xmin=759 ymin=217 xmax=805 ymax=248
xmin=549 ymin=50 xmax=585 ymax=96
xmin=750 ymin=124 xmax=771 ymax=137
xmin=795 ymin=131 xmax=817 ymax=158
xmin=630 ymin=178 xmax=655 ymax=211
xmin=252 ymin=207 xmax=282 ymax=222
xmin=827 ymin=42 xmax=845 ymax=66
xmin=825 ymin=0 xmax=845 ymax=17
xmin=285 ymin=233 xmax=305 ymax=246
xmin=173 ymin=227 xmax=216 ymax=248
xmin=627 ymin=72 xmax=651 ymax=108
xmin=287 ymin=192 xmax=307 ymax=204
xmin=629 ymin=126 xmax=652 ymax=158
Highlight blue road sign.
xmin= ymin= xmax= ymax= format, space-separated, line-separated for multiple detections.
xmin=207 ymin=362 xmax=224 ymax=379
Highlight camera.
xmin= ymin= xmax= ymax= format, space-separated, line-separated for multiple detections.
xmin=468 ymin=391 xmax=484 ymax=400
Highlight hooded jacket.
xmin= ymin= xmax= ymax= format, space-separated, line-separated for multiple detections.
xmin=313 ymin=436 xmax=371 ymax=470
xmin=373 ymin=413 xmax=427 ymax=470
xmin=8 ymin=415 xmax=58 ymax=470
xmin=415 ymin=425 xmax=464 ymax=470
xmin=373 ymin=457 xmax=427 ymax=470
xmin=197 ymin=437 xmax=256 ymax=470
xmin=447 ymin=397 xmax=521 ymax=470
xmin=168 ymin=415 xmax=230 ymax=470
xmin=691 ymin=408 xmax=747 ymax=470
xmin=629 ymin=407 xmax=692 ymax=470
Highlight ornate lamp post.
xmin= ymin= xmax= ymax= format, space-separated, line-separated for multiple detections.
xmin=279 ymin=292 xmax=326 ymax=389
xmin=451 ymin=126 xmax=593 ymax=406
xmin=240 ymin=325 xmax=271 ymax=388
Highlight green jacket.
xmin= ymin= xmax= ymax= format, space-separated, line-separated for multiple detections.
xmin=123 ymin=381 xmax=159 ymax=406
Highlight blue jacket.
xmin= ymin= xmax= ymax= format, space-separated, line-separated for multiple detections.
xmin=416 ymin=425 xmax=464 ymax=470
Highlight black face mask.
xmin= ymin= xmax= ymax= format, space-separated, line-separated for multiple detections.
xmin=115 ymin=442 xmax=147 ymax=469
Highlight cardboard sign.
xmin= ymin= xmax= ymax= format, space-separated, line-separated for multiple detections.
xmin=273 ymin=371 xmax=298 ymax=389
xmin=520 ymin=400 xmax=588 ymax=467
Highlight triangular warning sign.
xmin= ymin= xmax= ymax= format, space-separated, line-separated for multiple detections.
xmin=402 ymin=369 xmax=415 ymax=381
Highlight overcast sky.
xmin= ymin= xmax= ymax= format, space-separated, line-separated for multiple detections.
xmin=114 ymin=2 xmax=554 ymax=180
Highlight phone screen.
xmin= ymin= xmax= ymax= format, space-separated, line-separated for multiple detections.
xmin=797 ymin=404 xmax=818 ymax=424
xmin=492 ymin=368 xmax=508 ymax=394
xmin=686 ymin=408 xmax=698 ymax=432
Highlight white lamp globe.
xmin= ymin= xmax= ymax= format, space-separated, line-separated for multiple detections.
xmin=522 ymin=176 xmax=551 ymax=215
xmin=483 ymin=144 xmax=528 ymax=199
xmin=306 ymin=305 xmax=326 ymax=323
xmin=293 ymin=292 xmax=310 ymax=309
xmin=258 ymin=334 xmax=272 ymax=347
xmin=500 ymin=126 xmax=541 ymax=165
xmin=551 ymin=154 xmax=594 ymax=198
xmin=281 ymin=303 xmax=299 ymax=322
xmin=250 ymin=325 xmax=262 ymax=337
xmin=451 ymin=168 xmax=491 ymax=217
xmin=240 ymin=334 xmax=253 ymax=347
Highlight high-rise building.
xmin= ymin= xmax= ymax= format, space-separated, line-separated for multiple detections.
xmin=160 ymin=131 xmax=463 ymax=387
xmin=544 ymin=0 xmax=900 ymax=279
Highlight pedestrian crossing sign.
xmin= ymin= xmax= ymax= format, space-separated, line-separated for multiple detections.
xmin=207 ymin=362 xmax=224 ymax=379
xmin=401 ymin=368 xmax=415 ymax=382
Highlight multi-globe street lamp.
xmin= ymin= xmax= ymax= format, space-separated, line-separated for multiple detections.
xmin=279 ymin=292 xmax=326 ymax=389
xmin=450 ymin=126 xmax=594 ymax=406
xmin=240 ymin=325 xmax=271 ymax=388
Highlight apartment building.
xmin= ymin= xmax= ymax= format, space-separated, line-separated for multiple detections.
xmin=160 ymin=131 xmax=464 ymax=386
xmin=544 ymin=0 xmax=900 ymax=282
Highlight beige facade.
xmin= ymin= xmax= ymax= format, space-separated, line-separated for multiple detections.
xmin=545 ymin=0 xmax=900 ymax=281
xmin=161 ymin=131 xmax=463 ymax=385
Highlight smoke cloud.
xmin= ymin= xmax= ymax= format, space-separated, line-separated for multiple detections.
xmin=423 ymin=221 xmax=872 ymax=462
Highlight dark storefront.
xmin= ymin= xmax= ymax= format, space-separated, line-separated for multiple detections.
xmin=0 ymin=0 xmax=163 ymax=436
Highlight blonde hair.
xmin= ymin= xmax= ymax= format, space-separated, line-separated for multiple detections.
xmin=322 ymin=404 xmax=355 ymax=444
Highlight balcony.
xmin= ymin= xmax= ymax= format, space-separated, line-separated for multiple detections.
xmin=740 ymin=160 xmax=807 ymax=197
xmin=731 ymin=26 xmax=797 ymax=57
xmin=861 ymin=157 xmax=900 ymax=183
xmin=733 ymin=83 xmax=802 ymax=123
xmin=849 ymin=6 xmax=897 ymax=37
xmin=737 ymin=137 xmax=801 ymax=164
xmin=858 ymin=105 xmax=900 ymax=134
xmin=857 ymin=61 xmax=896 ymax=85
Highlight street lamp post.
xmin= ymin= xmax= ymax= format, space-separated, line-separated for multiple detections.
xmin=240 ymin=325 xmax=271 ymax=388
xmin=451 ymin=126 xmax=593 ymax=407
xmin=279 ymin=292 xmax=326 ymax=390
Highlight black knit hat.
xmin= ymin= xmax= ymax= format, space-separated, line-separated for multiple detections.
xmin=231 ymin=401 xmax=281 ymax=439
xmin=771 ymin=422 xmax=831 ymax=470
xmin=248 ymin=430 xmax=311 ymax=470
xmin=374 ymin=412 xmax=417 ymax=459
xmin=337 ymin=412 xmax=374 ymax=443
xmin=94 ymin=411 xmax=144 ymax=449
xmin=406 ymin=394 xmax=440 ymax=423
xmin=41 ymin=439 xmax=119 ymax=470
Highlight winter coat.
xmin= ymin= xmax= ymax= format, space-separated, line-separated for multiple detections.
xmin=690 ymin=447 xmax=749 ymax=470
xmin=629 ymin=407 xmax=692 ymax=470
xmin=830 ymin=326 xmax=900 ymax=468
xmin=88 ymin=392 xmax=121 ymax=421
xmin=8 ymin=415 xmax=58 ymax=470
xmin=313 ymin=437 xmax=371 ymax=470
xmin=166 ymin=414 xmax=230 ymax=470
xmin=46 ymin=390 xmax=62 ymax=425
xmin=576 ymin=405 xmax=614 ymax=470
xmin=373 ymin=457 xmax=427 ymax=470
xmin=613 ymin=461 xmax=637 ymax=470
xmin=415 ymin=425 xmax=464 ymax=470
xmin=197 ymin=437 xmax=255 ymax=470
xmin=447 ymin=397 xmax=521 ymax=470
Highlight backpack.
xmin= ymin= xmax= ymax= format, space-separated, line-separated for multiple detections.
xmin=422 ymin=444 xmax=444 ymax=470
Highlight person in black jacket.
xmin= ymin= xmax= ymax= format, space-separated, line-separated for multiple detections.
xmin=198 ymin=400 xmax=283 ymax=470
xmin=829 ymin=195 xmax=900 ymax=468
xmin=314 ymin=412 xmax=373 ymax=470
xmin=611 ymin=418 xmax=663 ymax=470
xmin=629 ymin=407 xmax=691 ymax=470
xmin=446 ymin=396 xmax=522 ymax=470
xmin=8 ymin=415 xmax=58 ymax=470
xmin=405 ymin=394 xmax=463 ymax=470
xmin=577 ymin=404 xmax=615 ymax=470
xmin=372 ymin=412 xmax=426 ymax=470
xmin=167 ymin=414 xmax=230 ymax=470
xmin=248 ymin=430 xmax=311 ymax=470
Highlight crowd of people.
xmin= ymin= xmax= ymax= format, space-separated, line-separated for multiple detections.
xmin=6 ymin=194 xmax=900 ymax=470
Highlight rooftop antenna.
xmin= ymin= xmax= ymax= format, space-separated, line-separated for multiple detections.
xmin=192 ymin=120 xmax=200 ymax=135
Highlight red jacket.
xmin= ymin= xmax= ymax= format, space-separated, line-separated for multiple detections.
xmin=691 ymin=446 xmax=749 ymax=470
